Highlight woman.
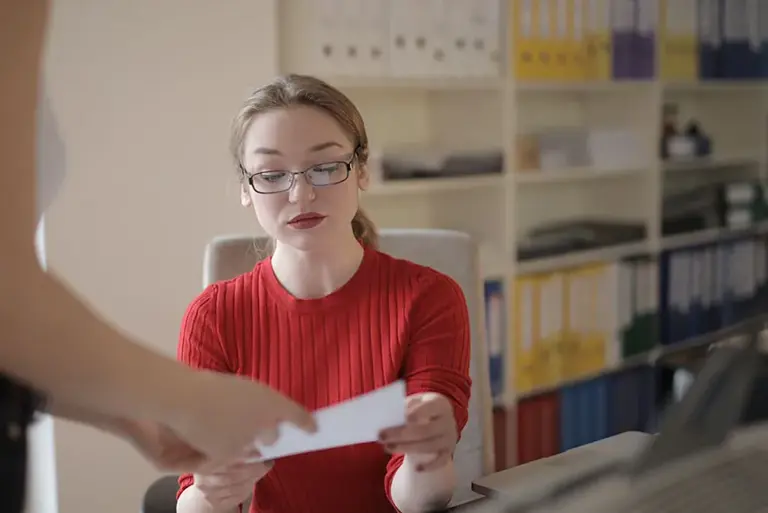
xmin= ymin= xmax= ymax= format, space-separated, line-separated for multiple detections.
xmin=1 ymin=4 xmax=316 ymax=513
xmin=175 ymin=75 xmax=473 ymax=513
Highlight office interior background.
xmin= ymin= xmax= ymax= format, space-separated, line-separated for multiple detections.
xmin=38 ymin=0 xmax=768 ymax=511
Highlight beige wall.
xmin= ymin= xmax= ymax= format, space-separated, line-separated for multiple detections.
xmin=41 ymin=1 xmax=276 ymax=511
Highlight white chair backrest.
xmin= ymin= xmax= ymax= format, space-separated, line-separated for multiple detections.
xmin=203 ymin=229 xmax=494 ymax=502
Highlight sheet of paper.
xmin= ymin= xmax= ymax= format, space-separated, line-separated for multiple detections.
xmin=250 ymin=380 xmax=406 ymax=461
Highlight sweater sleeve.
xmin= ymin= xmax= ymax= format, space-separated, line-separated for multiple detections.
xmin=384 ymin=273 xmax=473 ymax=506
xmin=175 ymin=284 xmax=231 ymax=501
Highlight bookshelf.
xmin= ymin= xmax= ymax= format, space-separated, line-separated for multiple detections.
xmin=275 ymin=0 xmax=768 ymax=470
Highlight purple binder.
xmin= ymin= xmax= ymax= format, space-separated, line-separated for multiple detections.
xmin=612 ymin=0 xmax=638 ymax=79
xmin=634 ymin=0 xmax=657 ymax=78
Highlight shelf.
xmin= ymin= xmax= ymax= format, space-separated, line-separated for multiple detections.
xmin=516 ymin=313 xmax=768 ymax=401
xmin=317 ymin=76 xmax=504 ymax=92
xmin=365 ymin=174 xmax=505 ymax=196
xmin=516 ymin=240 xmax=651 ymax=275
xmin=515 ymin=80 xmax=654 ymax=93
xmin=663 ymin=81 xmax=768 ymax=92
xmin=515 ymin=166 xmax=648 ymax=185
xmin=663 ymin=155 xmax=760 ymax=173
xmin=661 ymin=222 xmax=768 ymax=251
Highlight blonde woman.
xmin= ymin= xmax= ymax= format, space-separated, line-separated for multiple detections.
xmin=175 ymin=75 xmax=472 ymax=513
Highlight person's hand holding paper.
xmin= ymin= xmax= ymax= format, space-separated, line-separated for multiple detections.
xmin=250 ymin=380 xmax=407 ymax=461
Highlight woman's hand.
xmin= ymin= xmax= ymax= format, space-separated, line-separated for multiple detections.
xmin=191 ymin=451 xmax=272 ymax=512
xmin=378 ymin=392 xmax=458 ymax=472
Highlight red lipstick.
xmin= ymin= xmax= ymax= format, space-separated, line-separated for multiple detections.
xmin=287 ymin=212 xmax=326 ymax=230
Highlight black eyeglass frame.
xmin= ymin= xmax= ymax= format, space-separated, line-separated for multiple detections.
xmin=241 ymin=146 xmax=361 ymax=195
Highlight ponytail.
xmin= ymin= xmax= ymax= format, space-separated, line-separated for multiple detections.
xmin=351 ymin=208 xmax=378 ymax=249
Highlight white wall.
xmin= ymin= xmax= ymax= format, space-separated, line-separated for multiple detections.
xmin=41 ymin=1 xmax=276 ymax=511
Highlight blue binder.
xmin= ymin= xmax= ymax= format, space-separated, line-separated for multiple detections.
xmin=698 ymin=0 xmax=723 ymax=79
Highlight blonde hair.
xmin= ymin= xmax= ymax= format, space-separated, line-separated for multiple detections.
xmin=230 ymin=74 xmax=379 ymax=249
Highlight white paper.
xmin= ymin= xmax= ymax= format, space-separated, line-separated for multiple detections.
xmin=250 ymin=380 xmax=406 ymax=461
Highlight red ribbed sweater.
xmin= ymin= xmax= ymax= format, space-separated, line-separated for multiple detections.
xmin=176 ymin=246 xmax=472 ymax=513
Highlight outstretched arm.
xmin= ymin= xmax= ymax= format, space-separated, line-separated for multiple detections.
xmin=0 ymin=1 xmax=193 ymax=429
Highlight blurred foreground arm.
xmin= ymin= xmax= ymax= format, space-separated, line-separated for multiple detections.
xmin=0 ymin=2 xmax=315 ymax=466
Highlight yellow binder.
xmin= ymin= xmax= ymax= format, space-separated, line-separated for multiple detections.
xmin=512 ymin=275 xmax=540 ymax=394
xmin=553 ymin=0 xmax=571 ymax=80
xmin=569 ymin=0 xmax=587 ymax=81
xmin=562 ymin=267 xmax=586 ymax=380
xmin=584 ymin=0 xmax=612 ymax=80
xmin=660 ymin=0 xmax=699 ymax=80
xmin=581 ymin=263 xmax=608 ymax=375
xmin=512 ymin=0 xmax=540 ymax=80
xmin=536 ymin=271 xmax=567 ymax=388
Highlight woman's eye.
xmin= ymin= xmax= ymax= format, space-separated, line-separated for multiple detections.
xmin=313 ymin=163 xmax=341 ymax=174
xmin=258 ymin=172 xmax=287 ymax=183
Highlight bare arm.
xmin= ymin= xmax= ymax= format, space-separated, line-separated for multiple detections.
xmin=0 ymin=1 xmax=192 ymax=427
xmin=390 ymin=455 xmax=456 ymax=513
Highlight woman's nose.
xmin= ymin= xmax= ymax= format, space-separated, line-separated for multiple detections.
xmin=288 ymin=172 xmax=315 ymax=203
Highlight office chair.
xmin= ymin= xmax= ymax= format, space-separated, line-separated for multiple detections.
xmin=142 ymin=228 xmax=495 ymax=512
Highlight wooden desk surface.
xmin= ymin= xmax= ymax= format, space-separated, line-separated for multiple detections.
xmin=471 ymin=431 xmax=652 ymax=501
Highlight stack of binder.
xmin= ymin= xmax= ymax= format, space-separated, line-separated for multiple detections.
xmin=511 ymin=0 xmax=657 ymax=82
xmin=510 ymin=257 xmax=658 ymax=397
xmin=659 ymin=234 xmax=768 ymax=346
xmin=295 ymin=0 xmax=503 ymax=79
xmin=698 ymin=0 xmax=766 ymax=80
xmin=513 ymin=364 xmax=658 ymax=464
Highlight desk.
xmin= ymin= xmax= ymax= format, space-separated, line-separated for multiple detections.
xmin=471 ymin=431 xmax=651 ymax=501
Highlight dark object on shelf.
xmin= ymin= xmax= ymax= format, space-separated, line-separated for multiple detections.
xmin=516 ymin=219 xmax=647 ymax=261
xmin=662 ymin=180 xmax=768 ymax=236
xmin=684 ymin=120 xmax=713 ymax=157
xmin=659 ymin=102 xmax=679 ymax=160
xmin=380 ymin=148 xmax=504 ymax=181
xmin=661 ymin=184 xmax=722 ymax=236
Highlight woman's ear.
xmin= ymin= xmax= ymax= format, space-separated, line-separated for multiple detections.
xmin=240 ymin=184 xmax=252 ymax=207
xmin=356 ymin=165 xmax=370 ymax=191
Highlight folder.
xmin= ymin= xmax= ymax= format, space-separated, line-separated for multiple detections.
xmin=582 ymin=264 xmax=608 ymax=375
xmin=513 ymin=0 xmax=542 ymax=79
xmin=760 ymin=1 xmax=768 ymax=77
xmin=608 ymin=366 xmax=657 ymax=434
xmin=563 ymin=268 xmax=587 ymax=380
xmin=720 ymin=0 xmax=753 ymax=79
xmin=538 ymin=393 xmax=562 ymax=458
xmin=537 ymin=0 xmax=558 ymax=79
xmin=537 ymin=272 xmax=566 ymax=388
xmin=516 ymin=398 xmax=542 ymax=464
xmin=584 ymin=0 xmax=613 ymax=80
xmin=635 ymin=0 xmax=658 ymax=78
xmin=569 ymin=0 xmax=588 ymax=80
xmin=660 ymin=0 xmax=700 ymax=80
xmin=611 ymin=0 xmax=638 ymax=79
xmin=512 ymin=275 xmax=540 ymax=394
xmin=484 ymin=280 xmax=506 ymax=400
xmin=698 ymin=0 xmax=722 ymax=79
xmin=552 ymin=0 xmax=573 ymax=80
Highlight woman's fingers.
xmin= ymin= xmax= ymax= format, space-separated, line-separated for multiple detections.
xmin=383 ymin=433 xmax=454 ymax=455
xmin=379 ymin=416 xmax=445 ymax=445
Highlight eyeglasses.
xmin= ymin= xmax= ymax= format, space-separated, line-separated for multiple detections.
xmin=243 ymin=153 xmax=356 ymax=194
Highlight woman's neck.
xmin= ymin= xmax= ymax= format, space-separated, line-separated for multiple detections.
xmin=270 ymin=235 xmax=365 ymax=299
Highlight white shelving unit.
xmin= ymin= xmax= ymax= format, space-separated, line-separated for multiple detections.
xmin=275 ymin=0 xmax=768 ymax=469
